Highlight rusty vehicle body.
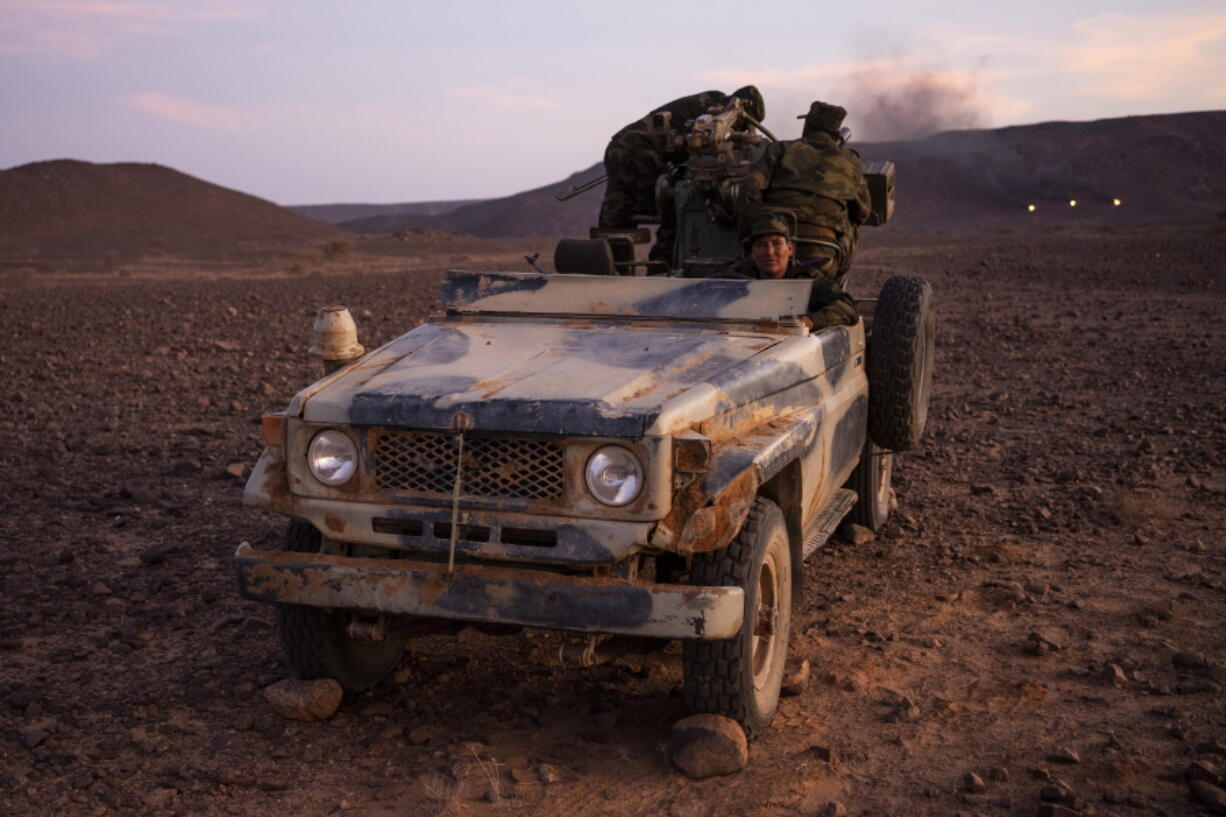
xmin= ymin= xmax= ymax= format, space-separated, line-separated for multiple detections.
xmin=236 ymin=270 xmax=881 ymax=731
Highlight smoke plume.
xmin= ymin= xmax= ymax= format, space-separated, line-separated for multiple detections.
xmin=842 ymin=66 xmax=985 ymax=142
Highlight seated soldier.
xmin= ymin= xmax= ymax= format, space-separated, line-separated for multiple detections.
xmin=737 ymin=101 xmax=871 ymax=283
xmin=600 ymin=86 xmax=765 ymax=266
xmin=729 ymin=213 xmax=859 ymax=330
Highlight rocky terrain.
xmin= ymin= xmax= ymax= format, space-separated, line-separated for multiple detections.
xmin=0 ymin=220 xmax=1222 ymax=816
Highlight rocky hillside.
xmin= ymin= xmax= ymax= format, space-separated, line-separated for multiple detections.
xmin=0 ymin=160 xmax=345 ymax=264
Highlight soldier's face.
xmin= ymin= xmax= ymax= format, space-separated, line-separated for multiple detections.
xmin=752 ymin=234 xmax=793 ymax=279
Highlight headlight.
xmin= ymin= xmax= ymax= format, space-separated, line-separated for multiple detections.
xmin=585 ymin=445 xmax=643 ymax=506
xmin=307 ymin=430 xmax=357 ymax=486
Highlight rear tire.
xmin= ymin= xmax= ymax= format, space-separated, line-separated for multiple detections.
xmin=868 ymin=276 xmax=935 ymax=451
xmin=275 ymin=521 xmax=409 ymax=692
xmin=683 ymin=498 xmax=792 ymax=738
xmin=846 ymin=440 xmax=893 ymax=532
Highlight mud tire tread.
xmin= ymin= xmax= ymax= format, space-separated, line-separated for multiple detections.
xmin=868 ymin=275 xmax=935 ymax=452
xmin=683 ymin=498 xmax=789 ymax=738
xmin=275 ymin=521 xmax=406 ymax=692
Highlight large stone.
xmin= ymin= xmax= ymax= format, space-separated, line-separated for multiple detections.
xmin=839 ymin=524 xmax=875 ymax=545
xmin=669 ymin=714 xmax=748 ymax=779
xmin=782 ymin=659 xmax=810 ymax=697
xmin=263 ymin=678 xmax=343 ymax=722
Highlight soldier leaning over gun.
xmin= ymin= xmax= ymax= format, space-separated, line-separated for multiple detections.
xmin=600 ymin=86 xmax=765 ymax=265
xmin=727 ymin=212 xmax=860 ymax=330
xmin=737 ymin=101 xmax=872 ymax=283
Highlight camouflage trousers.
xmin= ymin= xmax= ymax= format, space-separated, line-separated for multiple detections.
xmin=795 ymin=222 xmax=859 ymax=283
xmin=599 ymin=133 xmax=674 ymax=264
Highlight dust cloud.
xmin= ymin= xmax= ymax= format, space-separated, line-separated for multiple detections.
xmin=843 ymin=68 xmax=985 ymax=142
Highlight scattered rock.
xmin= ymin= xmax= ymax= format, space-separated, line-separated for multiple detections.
xmin=840 ymin=523 xmax=875 ymax=545
xmin=1047 ymin=747 xmax=1080 ymax=764
xmin=144 ymin=788 xmax=177 ymax=809
xmin=538 ymin=763 xmax=563 ymax=784
xmin=1188 ymin=760 xmax=1222 ymax=786
xmin=407 ymin=724 xmax=446 ymax=745
xmin=224 ymin=462 xmax=246 ymax=479
xmin=963 ymin=771 xmax=987 ymax=793
xmin=18 ymin=725 xmax=49 ymax=749
xmin=1173 ymin=651 xmax=1208 ymax=670
xmin=883 ymin=697 xmax=921 ymax=723
xmin=669 ymin=714 xmax=748 ymax=779
xmin=360 ymin=701 xmax=393 ymax=718
xmin=1037 ymin=805 xmax=1080 ymax=817
xmin=1199 ymin=742 xmax=1226 ymax=757
xmin=810 ymin=745 xmax=837 ymax=764
xmin=988 ymin=767 xmax=1010 ymax=783
xmin=1025 ymin=631 xmax=1062 ymax=656
xmin=509 ymin=766 xmax=536 ymax=784
xmin=822 ymin=801 xmax=848 ymax=817
xmin=1040 ymin=784 xmax=1070 ymax=802
xmin=139 ymin=542 xmax=177 ymax=566
xmin=781 ymin=659 xmax=810 ymax=697
xmin=1189 ymin=780 xmax=1226 ymax=815
xmin=263 ymin=678 xmax=343 ymax=722
xmin=1103 ymin=663 xmax=1128 ymax=686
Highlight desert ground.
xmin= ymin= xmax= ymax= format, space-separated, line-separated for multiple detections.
xmin=1 ymin=220 xmax=1224 ymax=817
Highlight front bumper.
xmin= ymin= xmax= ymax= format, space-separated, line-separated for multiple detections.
xmin=233 ymin=543 xmax=744 ymax=640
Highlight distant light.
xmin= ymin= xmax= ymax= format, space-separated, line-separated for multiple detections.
xmin=1113 ymin=198 xmax=1122 ymax=206
xmin=1027 ymin=204 xmax=1036 ymax=213
xmin=1069 ymin=199 xmax=1078 ymax=207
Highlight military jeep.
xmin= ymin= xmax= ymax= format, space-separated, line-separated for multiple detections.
xmin=234 ymin=102 xmax=933 ymax=737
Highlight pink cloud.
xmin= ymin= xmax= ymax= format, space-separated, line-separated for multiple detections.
xmin=122 ymin=91 xmax=249 ymax=131
xmin=0 ymin=0 xmax=263 ymax=58
xmin=1067 ymin=12 xmax=1226 ymax=100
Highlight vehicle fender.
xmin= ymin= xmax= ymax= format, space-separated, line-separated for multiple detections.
xmin=243 ymin=446 xmax=294 ymax=515
xmin=667 ymin=407 xmax=820 ymax=556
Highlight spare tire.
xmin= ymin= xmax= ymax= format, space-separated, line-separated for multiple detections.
xmin=868 ymin=276 xmax=935 ymax=451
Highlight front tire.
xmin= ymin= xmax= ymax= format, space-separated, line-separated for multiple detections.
xmin=683 ymin=498 xmax=792 ymax=738
xmin=275 ymin=521 xmax=409 ymax=692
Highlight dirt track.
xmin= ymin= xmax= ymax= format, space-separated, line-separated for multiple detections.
xmin=1 ymin=223 xmax=1224 ymax=817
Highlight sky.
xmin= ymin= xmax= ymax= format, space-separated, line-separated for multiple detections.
xmin=1 ymin=0 xmax=1224 ymax=205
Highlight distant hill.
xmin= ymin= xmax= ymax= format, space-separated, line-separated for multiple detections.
xmin=337 ymin=165 xmax=606 ymax=239
xmin=856 ymin=110 xmax=1226 ymax=225
xmin=0 ymin=159 xmax=345 ymax=263
xmin=288 ymin=199 xmax=483 ymax=224
xmin=333 ymin=110 xmax=1226 ymax=237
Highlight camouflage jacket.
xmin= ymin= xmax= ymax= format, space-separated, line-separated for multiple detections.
xmin=737 ymin=132 xmax=872 ymax=237
xmin=610 ymin=90 xmax=732 ymax=151
xmin=727 ymin=258 xmax=860 ymax=328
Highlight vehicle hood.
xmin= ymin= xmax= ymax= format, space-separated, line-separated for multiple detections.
xmin=295 ymin=321 xmax=786 ymax=437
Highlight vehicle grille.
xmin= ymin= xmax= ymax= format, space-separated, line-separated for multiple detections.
xmin=369 ymin=431 xmax=565 ymax=501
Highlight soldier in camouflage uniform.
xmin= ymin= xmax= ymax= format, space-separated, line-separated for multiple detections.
xmin=727 ymin=212 xmax=859 ymax=330
xmin=737 ymin=101 xmax=871 ymax=283
xmin=600 ymin=86 xmax=765 ymax=265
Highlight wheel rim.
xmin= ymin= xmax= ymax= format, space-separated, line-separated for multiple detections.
xmin=751 ymin=531 xmax=787 ymax=691
xmin=875 ymin=450 xmax=894 ymax=511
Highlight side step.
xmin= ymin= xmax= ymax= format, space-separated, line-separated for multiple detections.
xmin=801 ymin=489 xmax=857 ymax=558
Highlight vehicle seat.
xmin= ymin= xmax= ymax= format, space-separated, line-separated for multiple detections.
xmin=554 ymin=239 xmax=616 ymax=276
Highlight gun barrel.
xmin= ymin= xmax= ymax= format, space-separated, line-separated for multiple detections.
xmin=555 ymin=174 xmax=608 ymax=202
